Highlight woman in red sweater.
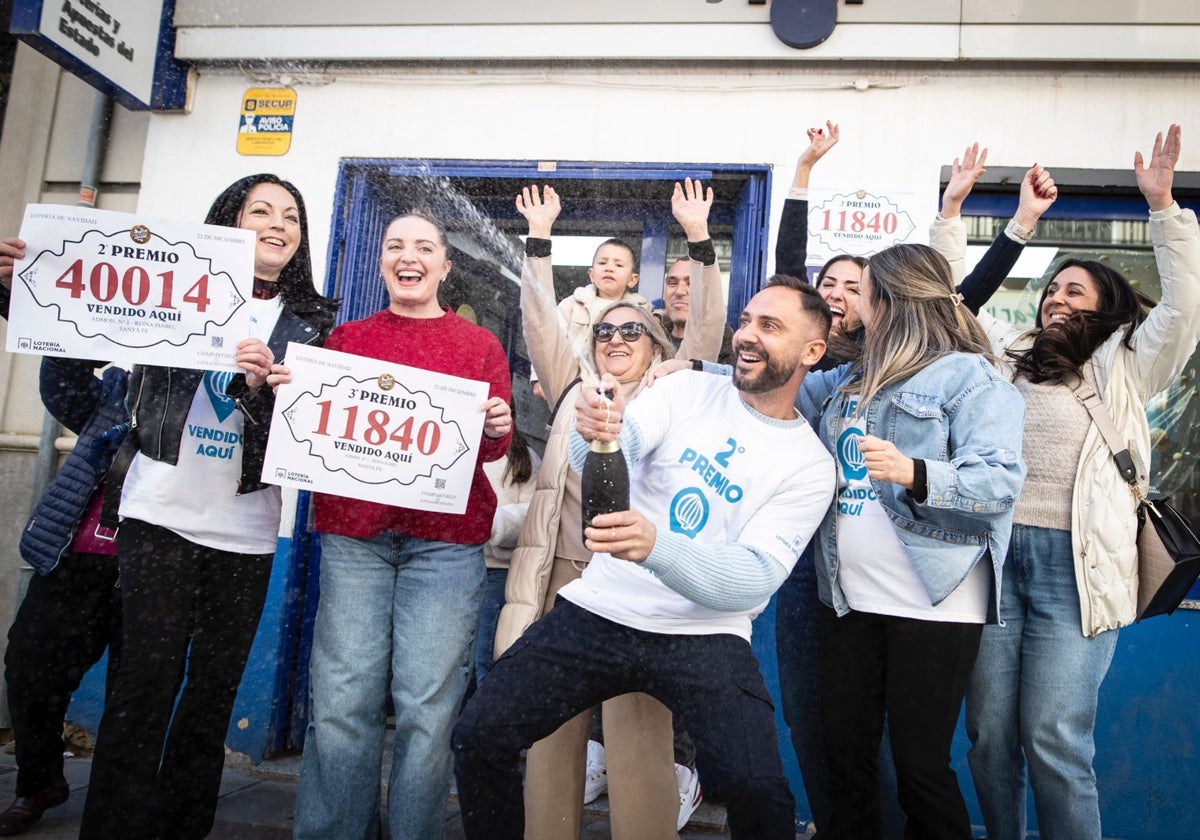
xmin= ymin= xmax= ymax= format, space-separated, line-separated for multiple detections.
xmin=288 ymin=210 xmax=513 ymax=840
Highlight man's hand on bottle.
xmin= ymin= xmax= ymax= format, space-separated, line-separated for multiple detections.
xmin=585 ymin=510 xmax=655 ymax=562
xmin=576 ymin=373 xmax=626 ymax=443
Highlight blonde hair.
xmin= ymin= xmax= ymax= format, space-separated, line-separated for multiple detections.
xmin=849 ymin=243 xmax=994 ymax=410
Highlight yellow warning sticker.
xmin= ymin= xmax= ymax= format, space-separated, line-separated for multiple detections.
xmin=236 ymin=88 xmax=296 ymax=156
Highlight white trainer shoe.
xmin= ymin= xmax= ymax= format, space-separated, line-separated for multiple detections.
xmin=675 ymin=762 xmax=703 ymax=830
xmin=583 ymin=739 xmax=608 ymax=804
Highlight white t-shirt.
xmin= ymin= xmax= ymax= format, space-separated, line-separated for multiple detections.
xmin=560 ymin=371 xmax=835 ymax=640
xmin=833 ymin=396 xmax=988 ymax=623
xmin=120 ymin=297 xmax=284 ymax=555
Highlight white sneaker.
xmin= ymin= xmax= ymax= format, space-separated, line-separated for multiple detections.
xmin=583 ymin=739 xmax=608 ymax=804
xmin=675 ymin=762 xmax=702 ymax=830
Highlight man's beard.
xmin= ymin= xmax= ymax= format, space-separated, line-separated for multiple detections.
xmin=732 ymin=342 xmax=794 ymax=393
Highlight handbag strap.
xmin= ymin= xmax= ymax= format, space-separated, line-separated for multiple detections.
xmin=1068 ymin=376 xmax=1141 ymax=493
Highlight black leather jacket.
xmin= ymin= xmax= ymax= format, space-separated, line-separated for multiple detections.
xmin=125 ymin=305 xmax=329 ymax=495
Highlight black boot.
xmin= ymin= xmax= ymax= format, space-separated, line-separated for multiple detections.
xmin=0 ymin=778 xmax=70 ymax=835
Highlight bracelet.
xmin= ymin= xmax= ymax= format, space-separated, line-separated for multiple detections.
xmin=691 ymin=358 xmax=703 ymax=372
xmin=1007 ymin=219 xmax=1035 ymax=243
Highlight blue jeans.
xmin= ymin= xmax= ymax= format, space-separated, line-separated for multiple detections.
xmin=453 ymin=598 xmax=796 ymax=840
xmin=473 ymin=567 xmax=508 ymax=685
xmin=294 ymin=532 xmax=485 ymax=840
xmin=966 ymin=525 xmax=1118 ymax=840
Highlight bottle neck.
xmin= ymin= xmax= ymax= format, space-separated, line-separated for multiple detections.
xmin=589 ymin=438 xmax=620 ymax=453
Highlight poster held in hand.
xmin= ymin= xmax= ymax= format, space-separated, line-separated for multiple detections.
xmin=261 ymin=342 xmax=488 ymax=514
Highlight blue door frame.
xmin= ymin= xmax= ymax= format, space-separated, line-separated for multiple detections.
xmin=266 ymin=158 xmax=773 ymax=754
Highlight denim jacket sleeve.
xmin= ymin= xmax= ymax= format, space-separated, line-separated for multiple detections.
xmin=796 ymin=363 xmax=851 ymax=426
xmin=916 ymin=369 xmax=1026 ymax=519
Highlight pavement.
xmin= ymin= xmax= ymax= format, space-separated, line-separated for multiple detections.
xmin=0 ymin=744 xmax=765 ymax=839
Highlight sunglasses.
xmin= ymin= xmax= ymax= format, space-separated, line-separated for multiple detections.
xmin=593 ymin=321 xmax=650 ymax=343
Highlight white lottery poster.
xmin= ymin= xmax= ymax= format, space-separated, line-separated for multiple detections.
xmin=6 ymin=204 xmax=254 ymax=370
xmin=261 ymin=342 xmax=489 ymax=514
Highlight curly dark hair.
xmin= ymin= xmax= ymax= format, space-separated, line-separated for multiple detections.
xmin=204 ymin=174 xmax=340 ymax=333
xmin=1009 ymin=258 xmax=1148 ymax=385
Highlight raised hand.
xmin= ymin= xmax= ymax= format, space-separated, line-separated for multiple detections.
xmin=798 ymin=120 xmax=840 ymax=171
xmin=941 ymin=142 xmax=988 ymax=219
xmin=1014 ymin=164 xmax=1058 ymax=231
xmin=1134 ymin=124 xmax=1182 ymax=213
xmin=671 ymin=177 xmax=713 ymax=242
xmin=515 ymin=185 xmax=562 ymax=238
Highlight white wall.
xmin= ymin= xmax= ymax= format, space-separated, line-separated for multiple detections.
xmin=139 ymin=62 xmax=1200 ymax=289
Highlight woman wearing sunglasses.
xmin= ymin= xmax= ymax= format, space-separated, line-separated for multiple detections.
xmin=491 ymin=185 xmax=709 ymax=840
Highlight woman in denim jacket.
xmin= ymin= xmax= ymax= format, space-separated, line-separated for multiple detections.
xmin=795 ymin=243 xmax=1026 ymax=840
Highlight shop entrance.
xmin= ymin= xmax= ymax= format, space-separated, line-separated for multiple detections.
xmin=270 ymin=158 xmax=773 ymax=752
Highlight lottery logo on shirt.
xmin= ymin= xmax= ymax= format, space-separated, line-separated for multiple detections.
xmin=837 ymin=427 xmax=867 ymax=482
xmin=669 ymin=487 xmax=709 ymax=539
xmin=203 ymin=370 xmax=238 ymax=423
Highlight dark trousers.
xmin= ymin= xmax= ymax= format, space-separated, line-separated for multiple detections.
xmin=453 ymin=598 xmax=795 ymax=840
xmin=79 ymin=519 xmax=272 ymax=840
xmin=4 ymin=550 xmax=121 ymax=796
xmin=776 ymin=558 xmax=904 ymax=838
xmin=819 ymin=607 xmax=982 ymax=840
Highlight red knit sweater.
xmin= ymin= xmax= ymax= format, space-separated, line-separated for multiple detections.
xmin=312 ymin=307 xmax=512 ymax=544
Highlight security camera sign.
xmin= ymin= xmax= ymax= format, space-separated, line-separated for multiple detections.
xmin=262 ymin=343 xmax=488 ymax=513
xmin=7 ymin=204 xmax=254 ymax=370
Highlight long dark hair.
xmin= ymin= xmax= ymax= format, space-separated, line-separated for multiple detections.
xmin=816 ymin=253 xmax=868 ymax=282
xmin=502 ymin=401 xmax=533 ymax=486
xmin=815 ymin=255 xmax=869 ymax=363
xmin=205 ymin=174 xmax=340 ymax=333
xmin=1008 ymin=258 xmax=1148 ymax=385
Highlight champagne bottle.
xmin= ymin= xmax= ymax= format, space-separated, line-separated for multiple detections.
xmin=580 ymin=437 xmax=630 ymax=545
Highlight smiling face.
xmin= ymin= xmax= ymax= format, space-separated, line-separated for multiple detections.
xmin=379 ymin=215 xmax=451 ymax=318
xmin=1040 ymin=265 xmax=1102 ymax=327
xmin=593 ymin=306 xmax=661 ymax=383
xmin=731 ymin=285 xmax=826 ymax=405
xmin=237 ymin=182 xmax=302 ymax=282
xmin=663 ymin=258 xmax=691 ymax=334
xmin=589 ymin=242 xmax=639 ymax=300
xmin=816 ymin=258 xmax=863 ymax=334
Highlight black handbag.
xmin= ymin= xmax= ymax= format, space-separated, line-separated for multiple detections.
xmin=1135 ymin=496 xmax=1200 ymax=619
xmin=1073 ymin=382 xmax=1200 ymax=620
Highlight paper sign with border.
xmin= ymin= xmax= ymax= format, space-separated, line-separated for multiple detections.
xmin=6 ymin=204 xmax=255 ymax=371
xmin=806 ymin=187 xmax=919 ymax=260
xmin=261 ymin=342 xmax=488 ymax=514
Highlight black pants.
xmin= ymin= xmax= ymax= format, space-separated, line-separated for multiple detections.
xmin=4 ymin=550 xmax=121 ymax=796
xmin=819 ymin=607 xmax=982 ymax=840
xmin=453 ymin=598 xmax=796 ymax=840
xmin=78 ymin=519 xmax=272 ymax=840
